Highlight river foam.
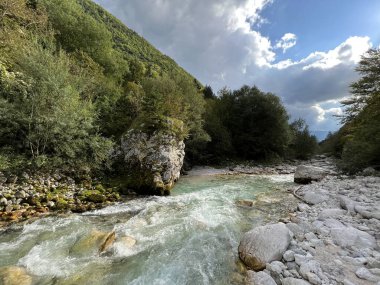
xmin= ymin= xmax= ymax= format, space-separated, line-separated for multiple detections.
xmin=0 ymin=174 xmax=296 ymax=284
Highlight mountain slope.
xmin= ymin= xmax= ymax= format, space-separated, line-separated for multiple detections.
xmin=78 ymin=0 xmax=200 ymax=86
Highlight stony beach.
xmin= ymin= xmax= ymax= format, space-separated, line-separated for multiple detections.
xmin=0 ymin=171 xmax=122 ymax=228
xmin=239 ymin=157 xmax=380 ymax=285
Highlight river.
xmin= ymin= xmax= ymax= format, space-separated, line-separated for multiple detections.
xmin=0 ymin=173 xmax=296 ymax=285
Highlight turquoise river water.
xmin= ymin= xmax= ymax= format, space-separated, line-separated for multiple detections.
xmin=0 ymin=173 xmax=296 ymax=285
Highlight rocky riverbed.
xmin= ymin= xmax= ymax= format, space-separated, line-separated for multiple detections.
xmin=0 ymin=171 xmax=122 ymax=228
xmin=239 ymin=158 xmax=380 ymax=285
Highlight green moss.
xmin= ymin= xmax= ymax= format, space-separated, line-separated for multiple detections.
xmin=79 ymin=190 xmax=106 ymax=203
xmin=55 ymin=198 xmax=69 ymax=210
xmin=94 ymin=184 xmax=106 ymax=193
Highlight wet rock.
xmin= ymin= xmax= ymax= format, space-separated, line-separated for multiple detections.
xmin=246 ymin=270 xmax=276 ymax=285
xmin=71 ymin=229 xmax=116 ymax=256
xmin=99 ymin=231 xmax=116 ymax=253
xmin=294 ymin=166 xmax=328 ymax=184
xmin=0 ymin=266 xmax=32 ymax=285
xmin=236 ymin=200 xmax=254 ymax=207
xmin=238 ymin=223 xmax=291 ymax=270
xmin=119 ymin=235 xmax=137 ymax=248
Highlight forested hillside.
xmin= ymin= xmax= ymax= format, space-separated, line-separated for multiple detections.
xmin=0 ymin=0 xmax=206 ymax=174
xmin=0 ymin=0 xmax=318 ymax=179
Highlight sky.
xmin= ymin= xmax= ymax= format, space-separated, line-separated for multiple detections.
xmin=94 ymin=0 xmax=380 ymax=134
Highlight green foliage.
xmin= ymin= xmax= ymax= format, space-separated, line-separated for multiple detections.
xmin=341 ymin=92 xmax=380 ymax=172
xmin=124 ymin=59 xmax=146 ymax=84
xmin=288 ymin=119 xmax=318 ymax=160
xmin=323 ymin=48 xmax=380 ymax=172
xmin=40 ymin=0 xmax=126 ymax=76
xmin=203 ymin=85 xmax=216 ymax=99
xmin=134 ymin=76 xmax=206 ymax=141
xmin=0 ymin=37 xmax=113 ymax=170
xmin=224 ymin=86 xmax=291 ymax=160
xmin=191 ymin=85 xmax=292 ymax=163
xmin=0 ymin=0 xmax=208 ymax=175
xmin=77 ymin=0 xmax=199 ymax=85
xmin=342 ymin=49 xmax=380 ymax=123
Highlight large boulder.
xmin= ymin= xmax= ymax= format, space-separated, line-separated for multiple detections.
xmin=238 ymin=223 xmax=291 ymax=271
xmin=119 ymin=119 xmax=185 ymax=195
xmin=294 ymin=165 xmax=328 ymax=184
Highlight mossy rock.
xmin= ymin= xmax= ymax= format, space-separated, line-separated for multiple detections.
xmin=55 ymin=198 xmax=69 ymax=210
xmin=94 ymin=184 xmax=106 ymax=193
xmin=79 ymin=190 xmax=106 ymax=203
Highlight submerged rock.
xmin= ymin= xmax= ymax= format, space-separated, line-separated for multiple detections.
xmin=118 ymin=235 xmax=137 ymax=248
xmin=294 ymin=166 xmax=328 ymax=184
xmin=235 ymin=199 xmax=255 ymax=207
xmin=238 ymin=223 xmax=291 ymax=270
xmin=71 ymin=229 xmax=116 ymax=256
xmin=119 ymin=120 xmax=185 ymax=195
xmin=0 ymin=266 xmax=32 ymax=285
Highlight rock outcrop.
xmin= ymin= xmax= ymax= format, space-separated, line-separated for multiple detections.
xmin=294 ymin=165 xmax=328 ymax=184
xmin=238 ymin=223 xmax=291 ymax=270
xmin=119 ymin=121 xmax=185 ymax=195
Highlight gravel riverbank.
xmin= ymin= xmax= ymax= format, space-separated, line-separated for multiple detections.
xmin=0 ymin=171 xmax=122 ymax=228
xmin=239 ymin=158 xmax=380 ymax=285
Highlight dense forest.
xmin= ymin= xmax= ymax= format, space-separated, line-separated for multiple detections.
xmin=0 ymin=0 xmax=206 ymax=174
xmin=0 ymin=0 xmax=344 ymax=180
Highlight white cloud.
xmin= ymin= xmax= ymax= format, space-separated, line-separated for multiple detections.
xmin=312 ymin=104 xmax=343 ymax=122
xmin=273 ymin=36 xmax=372 ymax=70
xmin=93 ymin=0 xmax=372 ymax=131
xmin=275 ymin=33 xmax=297 ymax=53
xmin=93 ymin=0 xmax=275 ymax=88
